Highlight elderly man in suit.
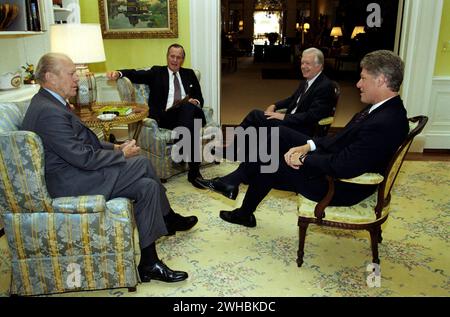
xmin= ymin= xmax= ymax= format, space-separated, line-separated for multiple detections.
xmin=238 ymin=47 xmax=335 ymax=136
xmin=197 ymin=50 xmax=409 ymax=227
xmin=107 ymin=43 xmax=206 ymax=188
xmin=22 ymin=53 xmax=198 ymax=282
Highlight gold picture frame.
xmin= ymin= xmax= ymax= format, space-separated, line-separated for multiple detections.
xmin=98 ymin=0 xmax=178 ymax=39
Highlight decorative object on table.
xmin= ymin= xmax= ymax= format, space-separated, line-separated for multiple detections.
xmin=50 ymin=23 xmax=106 ymax=116
xmin=266 ymin=32 xmax=279 ymax=45
xmin=97 ymin=113 xmax=117 ymax=121
xmin=21 ymin=63 xmax=36 ymax=84
xmin=97 ymin=105 xmax=132 ymax=116
xmin=98 ymin=0 xmax=178 ymax=39
xmin=0 ymin=71 xmax=21 ymax=90
xmin=0 ymin=3 xmax=19 ymax=31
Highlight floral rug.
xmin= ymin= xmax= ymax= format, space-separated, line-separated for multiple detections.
xmin=0 ymin=161 xmax=449 ymax=297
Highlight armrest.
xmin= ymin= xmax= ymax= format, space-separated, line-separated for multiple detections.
xmin=52 ymin=195 xmax=106 ymax=214
xmin=339 ymin=173 xmax=384 ymax=185
xmin=318 ymin=116 xmax=334 ymax=126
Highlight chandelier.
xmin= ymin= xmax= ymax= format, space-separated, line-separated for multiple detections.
xmin=255 ymin=0 xmax=284 ymax=11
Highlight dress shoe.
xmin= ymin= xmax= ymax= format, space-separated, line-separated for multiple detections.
xmin=195 ymin=177 xmax=239 ymax=200
xmin=138 ymin=260 xmax=188 ymax=283
xmin=188 ymin=173 xmax=206 ymax=189
xmin=165 ymin=212 xmax=198 ymax=236
xmin=219 ymin=209 xmax=256 ymax=227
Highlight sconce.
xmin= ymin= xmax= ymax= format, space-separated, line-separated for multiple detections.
xmin=303 ymin=23 xmax=310 ymax=33
xmin=50 ymin=23 xmax=106 ymax=115
xmin=351 ymin=26 xmax=365 ymax=39
xmin=239 ymin=20 xmax=243 ymax=32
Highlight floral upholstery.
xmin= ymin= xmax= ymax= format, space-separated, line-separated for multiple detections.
xmin=117 ymin=70 xmax=220 ymax=181
xmin=0 ymin=102 xmax=138 ymax=296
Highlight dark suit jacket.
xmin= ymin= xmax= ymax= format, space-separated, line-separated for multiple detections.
xmin=22 ymin=88 xmax=126 ymax=199
xmin=275 ymin=72 xmax=335 ymax=135
xmin=304 ymin=95 xmax=409 ymax=205
xmin=120 ymin=66 xmax=204 ymax=123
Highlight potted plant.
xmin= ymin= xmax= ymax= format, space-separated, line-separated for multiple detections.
xmin=22 ymin=63 xmax=36 ymax=84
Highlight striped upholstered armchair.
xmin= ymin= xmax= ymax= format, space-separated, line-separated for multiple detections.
xmin=116 ymin=69 xmax=220 ymax=182
xmin=0 ymin=102 xmax=138 ymax=296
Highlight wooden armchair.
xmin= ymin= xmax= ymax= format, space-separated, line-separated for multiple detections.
xmin=296 ymin=116 xmax=428 ymax=267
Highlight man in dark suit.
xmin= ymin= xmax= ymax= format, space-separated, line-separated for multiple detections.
xmin=107 ymin=44 xmax=206 ymax=188
xmin=197 ymin=50 xmax=409 ymax=227
xmin=237 ymin=47 xmax=335 ymax=135
xmin=22 ymin=53 xmax=198 ymax=282
xmin=216 ymin=47 xmax=335 ymax=164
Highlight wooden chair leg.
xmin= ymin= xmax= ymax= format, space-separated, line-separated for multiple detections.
xmin=369 ymin=229 xmax=380 ymax=264
xmin=297 ymin=220 xmax=309 ymax=267
xmin=378 ymin=227 xmax=383 ymax=243
xmin=128 ymin=286 xmax=137 ymax=292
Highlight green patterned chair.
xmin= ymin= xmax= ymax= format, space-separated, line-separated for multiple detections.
xmin=117 ymin=69 xmax=220 ymax=182
xmin=296 ymin=116 xmax=428 ymax=267
xmin=0 ymin=102 xmax=139 ymax=296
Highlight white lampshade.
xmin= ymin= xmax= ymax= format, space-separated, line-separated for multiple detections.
xmin=351 ymin=26 xmax=365 ymax=39
xmin=50 ymin=23 xmax=106 ymax=111
xmin=330 ymin=26 xmax=343 ymax=38
xmin=50 ymin=23 xmax=105 ymax=64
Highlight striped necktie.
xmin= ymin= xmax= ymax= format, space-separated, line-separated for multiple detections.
xmin=173 ymin=72 xmax=182 ymax=104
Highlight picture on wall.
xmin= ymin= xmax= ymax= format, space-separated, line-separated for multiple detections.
xmin=98 ymin=0 xmax=178 ymax=39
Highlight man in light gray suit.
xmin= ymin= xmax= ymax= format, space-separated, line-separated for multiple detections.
xmin=22 ymin=53 xmax=197 ymax=283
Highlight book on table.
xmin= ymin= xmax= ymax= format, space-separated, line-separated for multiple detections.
xmin=97 ymin=106 xmax=133 ymax=116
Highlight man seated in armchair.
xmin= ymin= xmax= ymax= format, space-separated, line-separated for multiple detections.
xmin=22 ymin=53 xmax=198 ymax=283
xmin=107 ymin=43 xmax=206 ymax=189
xmin=197 ymin=50 xmax=409 ymax=227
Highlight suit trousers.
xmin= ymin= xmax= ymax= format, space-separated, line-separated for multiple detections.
xmin=160 ymin=102 xmax=206 ymax=168
xmin=110 ymin=155 xmax=170 ymax=249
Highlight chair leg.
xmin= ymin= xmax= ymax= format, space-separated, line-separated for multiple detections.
xmin=378 ymin=227 xmax=383 ymax=243
xmin=369 ymin=229 xmax=380 ymax=264
xmin=297 ymin=221 xmax=309 ymax=267
xmin=128 ymin=286 xmax=137 ymax=292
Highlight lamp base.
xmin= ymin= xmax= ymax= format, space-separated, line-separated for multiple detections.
xmin=70 ymin=65 xmax=97 ymax=113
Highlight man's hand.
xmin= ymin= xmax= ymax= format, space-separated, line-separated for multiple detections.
xmin=265 ymin=104 xmax=276 ymax=112
xmin=264 ymin=111 xmax=285 ymax=120
xmin=121 ymin=139 xmax=140 ymax=158
xmin=284 ymin=144 xmax=310 ymax=169
xmin=106 ymin=71 xmax=120 ymax=80
xmin=188 ymin=98 xmax=200 ymax=106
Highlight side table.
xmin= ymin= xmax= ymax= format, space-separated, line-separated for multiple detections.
xmin=80 ymin=102 xmax=149 ymax=142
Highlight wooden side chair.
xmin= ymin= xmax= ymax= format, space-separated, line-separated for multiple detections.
xmin=296 ymin=115 xmax=428 ymax=267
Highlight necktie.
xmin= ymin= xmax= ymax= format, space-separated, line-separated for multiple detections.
xmin=173 ymin=72 xmax=182 ymax=104
xmin=291 ymin=81 xmax=309 ymax=114
xmin=354 ymin=107 xmax=371 ymax=123
xmin=65 ymin=102 xmax=72 ymax=111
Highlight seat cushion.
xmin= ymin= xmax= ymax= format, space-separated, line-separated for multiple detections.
xmin=297 ymin=192 xmax=389 ymax=224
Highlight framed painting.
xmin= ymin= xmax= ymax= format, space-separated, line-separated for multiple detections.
xmin=98 ymin=0 xmax=178 ymax=39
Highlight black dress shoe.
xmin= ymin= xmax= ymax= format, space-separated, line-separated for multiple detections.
xmin=165 ymin=213 xmax=198 ymax=236
xmin=219 ymin=209 xmax=256 ymax=227
xmin=138 ymin=260 xmax=188 ymax=283
xmin=195 ymin=177 xmax=239 ymax=200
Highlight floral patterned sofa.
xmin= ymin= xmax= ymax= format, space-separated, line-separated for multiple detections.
xmin=0 ymin=102 xmax=139 ymax=296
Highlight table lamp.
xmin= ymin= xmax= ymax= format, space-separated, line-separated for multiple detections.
xmin=50 ymin=23 xmax=106 ymax=115
xmin=330 ymin=26 xmax=343 ymax=40
xmin=351 ymin=26 xmax=365 ymax=39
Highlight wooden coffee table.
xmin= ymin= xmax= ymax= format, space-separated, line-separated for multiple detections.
xmin=80 ymin=101 xmax=149 ymax=142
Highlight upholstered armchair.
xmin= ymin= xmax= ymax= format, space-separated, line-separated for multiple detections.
xmin=0 ymin=102 xmax=139 ymax=296
xmin=296 ymin=116 xmax=428 ymax=267
xmin=116 ymin=70 xmax=220 ymax=182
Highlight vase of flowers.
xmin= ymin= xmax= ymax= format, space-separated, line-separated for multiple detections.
xmin=22 ymin=63 xmax=36 ymax=84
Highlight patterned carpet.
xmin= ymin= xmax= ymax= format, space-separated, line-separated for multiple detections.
xmin=0 ymin=161 xmax=449 ymax=297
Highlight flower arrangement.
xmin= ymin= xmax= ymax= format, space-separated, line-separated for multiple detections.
xmin=22 ymin=63 xmax=36 ymax=84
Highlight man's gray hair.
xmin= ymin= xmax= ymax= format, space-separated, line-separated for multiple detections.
xmin=35 ymin=52 xmax=71 ymax=84
xmin=360 ymin=50 xmax=404 ymax=92
xmin=302 ymin=47 xmax=324 ymax=66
